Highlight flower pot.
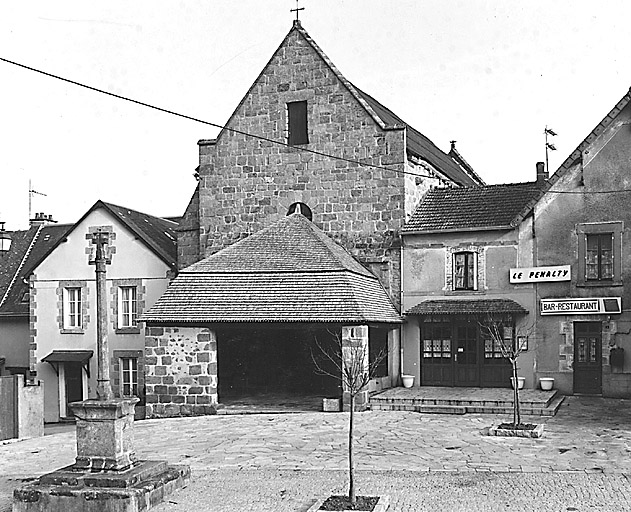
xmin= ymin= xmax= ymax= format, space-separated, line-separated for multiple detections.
xmin=510 ymin=377 xmax=525 ymax=390
xmin=539 ymin=377 xmax=554 ymax=391
xmin=322 ymin=398 xmax=341 ymax=412
xmin=401 ymin=374 xmax=415 ymax=388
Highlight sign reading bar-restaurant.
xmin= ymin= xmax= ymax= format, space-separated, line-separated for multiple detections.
xmin=540 ymin=297 xmax=621 ymax=315
xmin=510 ymin=265 xmax=571 ymax=284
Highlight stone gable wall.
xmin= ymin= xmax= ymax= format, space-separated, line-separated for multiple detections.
xmin=193 ymin=29 xmax=444 ymax=309
xmin=144 ymin=326 xmax=218 ymax=418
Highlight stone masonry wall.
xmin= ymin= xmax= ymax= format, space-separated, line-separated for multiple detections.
xmin=191 ymin=26 xmax=445 ymax=310
xmin=176 ymin=185 xmax=201 ymax=270
xmin=144 ymin=326 xmax=217 ymax=418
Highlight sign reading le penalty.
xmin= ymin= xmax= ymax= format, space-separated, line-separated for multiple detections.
xmin=540 ymin=297 xmax=621 ymax=315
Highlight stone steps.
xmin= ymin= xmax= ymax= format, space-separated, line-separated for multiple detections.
xmin=369 ymin=388 xmax=565 ymax=416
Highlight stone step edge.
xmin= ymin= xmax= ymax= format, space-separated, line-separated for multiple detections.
xmin=370 ymin=393 xmax=558 ymax=408
xmin=369 ymin=396 xmax=565 ymax=416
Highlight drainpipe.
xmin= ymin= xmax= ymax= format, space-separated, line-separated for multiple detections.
xmin=399 ymin=234 xmax=405 ymax=384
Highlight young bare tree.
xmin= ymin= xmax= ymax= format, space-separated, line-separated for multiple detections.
xmin=479 ymin=315 xmax=533 ymax=428
xmin=312 ymin=327 xmax=387 ymax=507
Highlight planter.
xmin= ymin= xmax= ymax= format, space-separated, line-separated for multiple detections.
xmin=322 ymin=398 xmax=341 ymax=412
xmin=308 ymin=495 xmax=390 ymax=512
xmin=510 ymin=377 xmax=525 ymax=390
xmin=539 ymin=377 xmax=554 ymax=391
xmin=401 ymin=375 xmax=415 ymax=388
xmin=488 ymin=423 xmax=545 ymax=439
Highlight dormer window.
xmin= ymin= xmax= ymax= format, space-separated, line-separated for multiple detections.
xmin=287 ymin=101 xmax=308 ymax=145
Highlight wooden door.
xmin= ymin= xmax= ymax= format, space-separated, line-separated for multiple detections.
xmin=574 ymin=322 xmax=602 ymax=395
xmin=454 ymin=320 xmax=479 ymax=386
xmin=64 ymin=362 xmax=83 ymax=416
xmin=0 ymin=376 xmax=18 ymax=440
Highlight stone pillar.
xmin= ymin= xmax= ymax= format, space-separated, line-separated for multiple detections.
xmin=69 ymin=398 xmax=139 ymax=471
xmin=341 ymin=325 xmax=370 ymax=411
xmin=144 ymin=327 xmax=218 ymax=418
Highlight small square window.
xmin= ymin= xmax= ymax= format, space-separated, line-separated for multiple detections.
xmin=287 ymin=101 xmax=309 ymax=145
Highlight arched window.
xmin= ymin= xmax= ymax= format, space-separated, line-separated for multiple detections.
xmin=286 ymin=202 xmax=312 ymax=221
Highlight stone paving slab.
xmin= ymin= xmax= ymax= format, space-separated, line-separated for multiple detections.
xmin=149 ymin=469 xmax=631 ymax=512
xmin=1 ymin=396 xmax=631 ymax=511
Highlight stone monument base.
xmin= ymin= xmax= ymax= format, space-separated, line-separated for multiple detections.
xmin=13 ymin=460 xmax=190 ymax=512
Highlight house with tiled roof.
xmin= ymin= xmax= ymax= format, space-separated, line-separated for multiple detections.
xmin=401 ymin=173 xmax=545 ymax=389
xmin=0 ymin=216 xmax=68 ymax=377
xmin=528 ymin=86 xmax=631 ymax=398
xmin=21 ymin=201 xmax=178 ymax=422
xmin=164 ymin=20 xmax=483 ymax=415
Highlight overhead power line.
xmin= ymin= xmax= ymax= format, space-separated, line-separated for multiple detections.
xmin=0 ymin=56 xmax=440 ymax=181
xmin=3 ymin=56 xmax=631 ymax=196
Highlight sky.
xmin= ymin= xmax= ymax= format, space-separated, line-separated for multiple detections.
xmin=1 ymin=1 xmax=630 ymax=230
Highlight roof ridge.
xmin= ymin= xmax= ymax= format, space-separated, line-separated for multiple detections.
xmin=551 ymin=86 xmax=631 ymax=180
xmin=101 ymin=201 xmax=176 ymax=225
xmin=291 ymin=213 xmax=374 ymax=278
xmin=292 ymin=25 xmax=391 ymax=131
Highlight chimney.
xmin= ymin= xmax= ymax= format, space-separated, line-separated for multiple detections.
xmin=30 ymin=212 xmax=57 ymax=227
xmin=536 ymin=161 xmax=548 ymax=184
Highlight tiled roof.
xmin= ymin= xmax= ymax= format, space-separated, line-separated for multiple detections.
xmin=142 ymin=272 xmax=401 ymax=324
xmin=402 ymin=182 xmax=542 ymax=233
xmin=354 ymin=87 xmax=483 ymax=187
xmin=185 ymin=213 xmax=373 ymax=277
xmin=100 ymin=202 xmax=178 ymax=269
xmin=143 ymin=213 xmax=402 ymax=324
xmin=22 ymin=201 xmax=179 ymax=277
xmin=406 ymin=299 xmax=528 ymax=316
xmin=0 ymin=224 xmax=69 ymax=317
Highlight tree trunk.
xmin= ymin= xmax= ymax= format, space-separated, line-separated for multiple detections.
xmin=512 ymin=360 xmax=521 ymax=427
xmin=348 ymin=393 xmax=356 ymax=505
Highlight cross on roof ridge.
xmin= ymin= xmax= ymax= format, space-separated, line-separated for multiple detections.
xmin=290 ymin=0 xmax=304 ymax=21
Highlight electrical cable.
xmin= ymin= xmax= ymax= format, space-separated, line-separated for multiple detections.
xmin=0 ymin=56 xmax=444 ymax=181
xmin=4 ymin=56 xmax=631 ymax=195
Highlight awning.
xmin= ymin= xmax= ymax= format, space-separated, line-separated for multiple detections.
xmin=42 ymin=350 xmax=93 ymax=377
xmin=42 ymin=350 xmax=93 ymax=363
xmin=406 ymin=299 xmax=528 ymax=316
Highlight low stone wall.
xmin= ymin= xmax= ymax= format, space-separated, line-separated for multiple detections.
xmin=144 ymin=327 xmax=218 ymax=418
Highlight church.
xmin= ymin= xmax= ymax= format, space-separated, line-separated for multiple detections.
xmin=141 ymin=20 xmax=482 ymax=417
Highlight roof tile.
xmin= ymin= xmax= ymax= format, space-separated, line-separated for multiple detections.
xmin=144 ymin=213 xmax=401 ymax=324
xmin=403 ymin=182 xmax=541 ymax=233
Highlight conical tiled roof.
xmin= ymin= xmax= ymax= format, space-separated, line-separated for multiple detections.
xmin=185 ymin=212 xmax=373 ymax=277
xmin=142 ymin=213 xmax=402 ymax=324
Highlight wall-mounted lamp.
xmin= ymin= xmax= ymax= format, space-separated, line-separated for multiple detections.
xmin=0 ymin=222 xmax=11 ymax=254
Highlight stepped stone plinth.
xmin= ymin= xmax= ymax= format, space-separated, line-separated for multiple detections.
xmin=13 ymin=398 xmax=189 ymax=512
